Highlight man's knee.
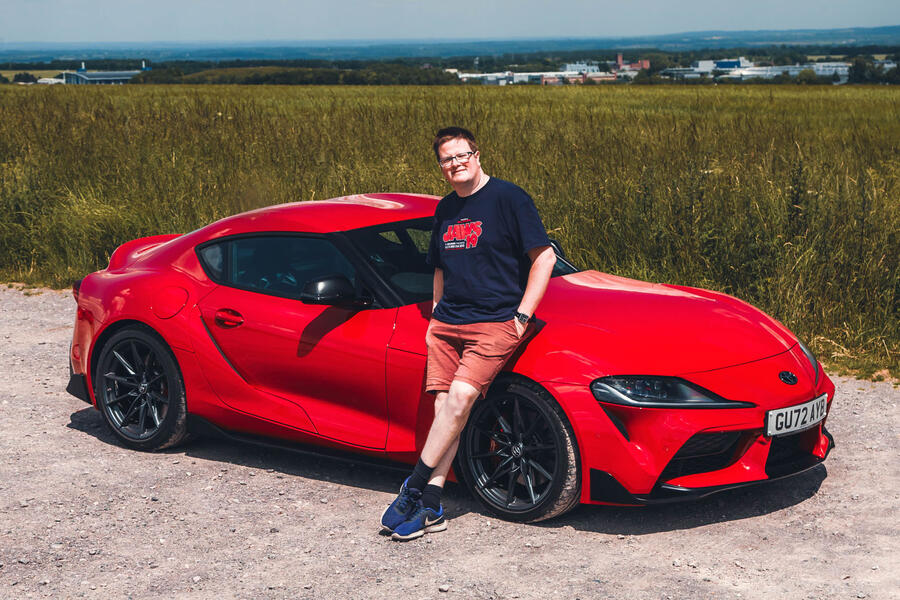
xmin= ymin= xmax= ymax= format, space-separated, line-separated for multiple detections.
xmin=445 ymin=380 xmax=479 ymax=420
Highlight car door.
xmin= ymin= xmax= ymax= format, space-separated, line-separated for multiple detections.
xmin=196 ymin=234 xmax=395 ymax=449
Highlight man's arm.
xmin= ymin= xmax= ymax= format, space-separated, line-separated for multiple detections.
xmin=432 ymin=267 xmax=444 ymax=313
xmin=515 ymin=245 xmax=556 ymax=335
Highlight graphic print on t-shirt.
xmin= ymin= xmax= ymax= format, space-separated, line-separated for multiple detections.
xmin=442 ymin=218 xmax=483 ymax=250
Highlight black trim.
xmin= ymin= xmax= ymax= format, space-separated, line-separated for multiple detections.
xmin=186 ymin=415 xmax=408 ymax=473
xmin=589 ymin=469 xmax=640 ymax=504
xmin=588 ymin=431 xmax=833 ymax=505
xmin=657 ymin=431 xmax=744 ymax=482
xmin=66 ymin=372 xmax=92 ymax=404
xmin=599 ymin=405 xmax=630 ymax=441
xmin=199 ymin=318 xmax=248 ymax=382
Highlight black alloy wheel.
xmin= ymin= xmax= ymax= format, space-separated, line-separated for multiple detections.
xmin=458 ymin=378 xmax=580 ymax=522
xmin=95 ymin=327 xmax=189 ymax=451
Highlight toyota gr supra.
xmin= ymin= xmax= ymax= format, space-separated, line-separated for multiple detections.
xmin=66 ymin=193 xmax=835 ymax=522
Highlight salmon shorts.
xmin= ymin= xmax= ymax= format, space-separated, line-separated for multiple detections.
xmin=424 ymin=317 xmax=536 ymax=396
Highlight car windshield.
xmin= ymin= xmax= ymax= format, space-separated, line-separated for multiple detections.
xmin=345 ymin=218 xmax=578 ymax=305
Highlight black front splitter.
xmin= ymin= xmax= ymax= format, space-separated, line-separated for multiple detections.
xmin=591 ymin=427 xmax=835 ymax=505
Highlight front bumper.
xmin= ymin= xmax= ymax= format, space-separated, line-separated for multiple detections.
xmin=542 ymin=347 xmax=837 ymax=506
xmin=589 ymin=426 xmax=835 ymax=504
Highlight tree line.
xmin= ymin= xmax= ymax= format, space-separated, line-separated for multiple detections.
xmin=2 ymin=47 xmax=898 ymax=85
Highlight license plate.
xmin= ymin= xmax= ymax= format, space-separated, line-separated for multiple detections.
xmin=766 ymin=394 xmax=828 ymax=437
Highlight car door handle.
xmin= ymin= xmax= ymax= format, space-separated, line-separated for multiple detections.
xmin=214 ymin=308 xmax=244 ymax=328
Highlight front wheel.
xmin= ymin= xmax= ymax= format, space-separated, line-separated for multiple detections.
xmin=457 ymin=378 xmax=581 ymax=522
xmin=94 ymin=327 xmax=189 ymax=451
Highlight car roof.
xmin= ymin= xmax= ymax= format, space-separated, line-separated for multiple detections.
xmin=197 ymin=193 xmax=440 ymax=240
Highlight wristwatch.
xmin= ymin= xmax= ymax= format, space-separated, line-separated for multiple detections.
xmin=514 ymin=311 xmax=531 ymax=325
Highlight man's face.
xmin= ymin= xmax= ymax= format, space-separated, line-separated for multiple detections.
xmin=437 ymin=137 xmax=482 ymax=187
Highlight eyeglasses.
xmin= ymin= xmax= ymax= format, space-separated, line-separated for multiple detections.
xmin=438 ymin=151 xmax=476 ymax=167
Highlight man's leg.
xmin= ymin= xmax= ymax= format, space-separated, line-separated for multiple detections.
xmin=388 ymin=381 xmax=479 ymax=540
xmin=420 ymin=379 xmax=481 ymax=468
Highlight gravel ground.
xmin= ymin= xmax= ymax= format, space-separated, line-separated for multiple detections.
xmin=1 ymin=286 xmax=898 ymax=600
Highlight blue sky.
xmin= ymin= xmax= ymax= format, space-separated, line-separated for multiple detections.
xmin=3 ymin=0 xmax=899 ymax=43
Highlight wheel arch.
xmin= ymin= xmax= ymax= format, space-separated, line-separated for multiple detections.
xmin=457 ymin=370 xmax=583 ymax=521
xmin=490 ymin=371 xmax=581 ymax=446
xmin=89 ymin=319 xmax=182 ymax=403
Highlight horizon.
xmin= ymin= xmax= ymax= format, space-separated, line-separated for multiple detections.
xmin=3 ymin=24 xmax=900 ymax=48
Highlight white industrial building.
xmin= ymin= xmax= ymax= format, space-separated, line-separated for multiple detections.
xmin=722 ymin=62 xmax=850 ymax=81
xmin=454 ymin=70 xmax=585 ymax=85
xmin=562 ymin=62 xmax=601 ymax=73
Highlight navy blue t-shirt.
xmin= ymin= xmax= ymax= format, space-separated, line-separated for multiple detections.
xmin=427 ymin=177 xmax=550 ymax=324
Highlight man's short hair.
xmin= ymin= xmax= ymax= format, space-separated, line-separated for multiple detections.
xmin=433 ymin=127 xmax=479 ymax=160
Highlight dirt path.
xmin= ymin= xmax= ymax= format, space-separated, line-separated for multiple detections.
xmin=1 ymin=286 xmax=898 ymax=600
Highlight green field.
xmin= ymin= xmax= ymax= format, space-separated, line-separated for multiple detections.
xmin=0 ymin=85 xmax=897 ymax=376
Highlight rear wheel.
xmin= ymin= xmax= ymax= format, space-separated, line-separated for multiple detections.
xmin=94 ymin=327 xmax=188 ymax=451
xmin=457 ymin=378 xmax=581 ymax=522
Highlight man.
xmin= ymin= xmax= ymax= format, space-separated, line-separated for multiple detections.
xmin=381 ymin=127 xmax=557 ymax=541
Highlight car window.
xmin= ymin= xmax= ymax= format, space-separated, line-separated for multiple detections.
xmin=346 ymin=218 xmax=579 ymax=305
xmin=346 ymin=219 xmax=434 ymax=304
xmin=199 ymin=236 xmax=356 ymax=298
xmin=198 ymin=243 xmax=224 ymax=281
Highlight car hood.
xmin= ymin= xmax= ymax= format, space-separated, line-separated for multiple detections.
xmin=538 ymin=271 xmax=798 ymax=375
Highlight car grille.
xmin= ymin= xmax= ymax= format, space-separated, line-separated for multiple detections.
xmin=658 ymin=431 xmax=743 ymax=482
xmin=765 ymin=429 xmax=819 ymax=478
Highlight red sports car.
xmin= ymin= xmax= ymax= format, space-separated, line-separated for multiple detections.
xmin=67 ymin=193 xmax=835 ymax=522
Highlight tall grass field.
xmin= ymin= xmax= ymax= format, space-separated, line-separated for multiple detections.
xmin=0 ymin=85 xmax=897 ymax=376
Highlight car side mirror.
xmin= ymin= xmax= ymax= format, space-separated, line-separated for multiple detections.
xmin=300 ymin=275 xmax=371 ymax=307
xmin=549 ymin=238 xmax=566 ymax=259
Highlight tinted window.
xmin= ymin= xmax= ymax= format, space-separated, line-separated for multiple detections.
xmin=346 ymin=218 xmax=579 ymax=305
xmin=199 ymin=236 xmax=355 ymax=297
xmin=198 ymin=243 xmax=224 ymax=281
xmin=346 ymin=219 xmax=434 ymax=304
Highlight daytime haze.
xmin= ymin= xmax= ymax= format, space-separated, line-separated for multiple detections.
xmin=3 ymin=0 xmax=899 ymax=43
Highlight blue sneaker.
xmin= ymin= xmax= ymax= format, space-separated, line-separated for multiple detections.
xmin=380 ymin=477 xmax=422 ymax=533
xmin=391 ymin=505 xmax=447 ymax=541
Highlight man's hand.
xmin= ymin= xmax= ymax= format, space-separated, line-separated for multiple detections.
xmin=514 ymin=318 xmax=527 ymax=338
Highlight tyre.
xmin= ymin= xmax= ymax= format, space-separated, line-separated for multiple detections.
xmin=94 ymin=327 xmax=189 ymax=451
xmin=457 ymin=378 xmax=581 ymax=522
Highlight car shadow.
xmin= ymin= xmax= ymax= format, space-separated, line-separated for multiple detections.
xmin=68 ymin=406 xmax=406 ymax=496
xmin=68 ymin=406 xmax=827 ymax=534
xmin=534 ymin=466 xmax=828 ymax=535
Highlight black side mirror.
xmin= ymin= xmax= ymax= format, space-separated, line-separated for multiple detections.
xmin=549 ymin=238 xmax=567 ymax=259
xmin=300 ymin=275 xmax=371 ymax=307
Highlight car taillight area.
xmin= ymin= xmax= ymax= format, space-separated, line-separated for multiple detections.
xmin=69 ymin=277 xmax=99 ymax=381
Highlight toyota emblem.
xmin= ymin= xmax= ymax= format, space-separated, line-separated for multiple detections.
xmin=779 ymin=371 xmax=798 ymax=385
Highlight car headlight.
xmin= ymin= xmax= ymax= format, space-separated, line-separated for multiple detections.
xmin=590 ymin=376 xmax=754 ymax=409
xmin=797 ymin=340 xmax=820 ymax=386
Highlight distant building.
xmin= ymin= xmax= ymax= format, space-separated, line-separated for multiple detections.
xmin=63 ymin=70 xmax=140 ymax=85
xmin=563 ymin=61 xmax=601 ymax=74
xmin=662 ymin=57 xmax=754 ymax=79
xmin=724 ymin=62 xmax=850 ymax=82
xmin=450 ymin=53 xmax=651 ymax=85
xmin=61 ymin=61 xmax=148 ymax=85
xmin=615 ymin=53 xmax=650 ymax=72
